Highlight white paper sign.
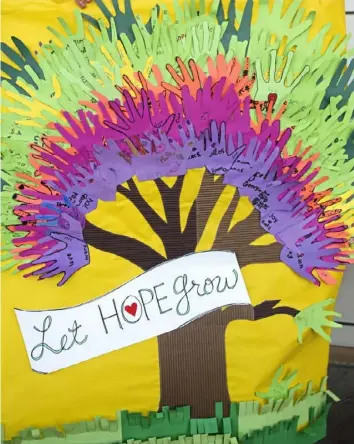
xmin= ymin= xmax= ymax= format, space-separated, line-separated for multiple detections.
xmin=15 ymin=251 xmax=251 ymax=373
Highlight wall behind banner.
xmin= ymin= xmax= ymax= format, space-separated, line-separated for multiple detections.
xmin=0 ymin=0 xmax=347 ymax=439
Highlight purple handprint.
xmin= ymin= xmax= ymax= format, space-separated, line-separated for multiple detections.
xmin=251 ymin=181 xmax=303 ymax=214
xmin=45 ymin=164 xmax=119 ymax=210
xmin=93 ymin=140 xmax=134 ymax=186
xmin=31 ymin=140 xmax=93 ymax=177
xmin=203 ymin=121 xmax=240 ymax=175
xmin=280 ymin=231 xmax=347 ymax=285
xmin=55 ymin=110 xmax=115 ymax=159
xmin=44 ymin=170 xmax=98 ymax=214
xmin=135 ymin=130 xmax=191 ymax=181
xmin=224 ymin=135 xmax=281 ymax=198
xmin=181 ymin=77 xmax=240 ymax=136
xmin=258 ymin=119 xmax=292 ymax=150
xmin=13 ymin=211 xmax=85 ymax=262
xmin=177 ymin=120 xmax=205 ymax=169
xmin=25 ymin=232 xmax=90 ymax=286
xmin=35 ymin=212 xmax=84 ymax=238
xmin=227 ymin=97 xmax=255 ymax=144
xmin=271 ymin=213 xmax=318 ymax=249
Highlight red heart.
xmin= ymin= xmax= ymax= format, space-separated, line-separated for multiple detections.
xmin=124 ymin=302 xmax=138 ymax=317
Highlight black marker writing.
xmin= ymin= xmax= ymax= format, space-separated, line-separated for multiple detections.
xmin=31 ymin=316 xmax=88 ymax=361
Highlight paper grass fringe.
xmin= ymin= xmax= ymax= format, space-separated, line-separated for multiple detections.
xmin=2 ymin=378 xmax=334 ymax=444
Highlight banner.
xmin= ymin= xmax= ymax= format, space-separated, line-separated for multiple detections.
xmin=15 ymin=251 xmax=251 ymax=373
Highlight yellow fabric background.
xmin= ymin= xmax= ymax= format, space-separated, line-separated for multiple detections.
xmin=1 ymin=0 xmax=346 ymax=439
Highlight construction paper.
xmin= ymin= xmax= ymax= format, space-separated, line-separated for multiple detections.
xmin=218 ymin=0 xmax=253 ymax=50
xmin=280 ymin=238 xmax=345 ymax=286
xmin=294 ymin=298 xmax=342 ymax=343
xmin=82 ymin=0 xmax=138 ymax=42
xmin=16 ymin=251 xmax=251 ymax=372
xmin=179 ymin=123 xmax=205 ymax=169
xmin=223 ymin=139 xmax=280 ymax=192
xmin=1 ymin=36 xmax=44 ymax=95
xmin=1 ymin=0 xmax=352 ymax=439
xmin=25 ymin=232 xmax=90 ymax=286
xmin=255 ymin=366 xmax=301 ymax=401
xmin=322 ymin=58 xmax=354 ymax=109
xmin=43 ymin=172 xmax=100 ymax=214
xmin=254 ymin=50 xmax=310 ymax=103
xmin=251 ymin=0 xmax=313 ymax=49
xmin=137 ymin=132 xmax=192 ymax=180
xmin=236 ymin=377 xmax=331 ymax=439
xmin=1 ymin=393 xmax=332 ymax=444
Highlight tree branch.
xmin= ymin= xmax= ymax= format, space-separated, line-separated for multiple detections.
xmin=153 ymin=176 xmax=200 ymax=259
xmin=117 ymin=179 xmax=166 ymax=239
xmin=83 ymin=220 xmax=165 ymax=271
xmin=209 ymin=188 xmax=282 ymax=267
xmin=220 ymin=300 xmax=299 ymax=326
xmin=221 ymin=304 xmax=254 ymax=325
xmin=254 ymin=300 xmax=299 ymax=320
xmin=155 ymin=176 xmax=184 ymax=225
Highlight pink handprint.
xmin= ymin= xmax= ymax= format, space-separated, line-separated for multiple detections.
xmin=105 ymin=89 xmax=175 ymax=141
xmin=181 ymin=77 xmax=240 ymax=136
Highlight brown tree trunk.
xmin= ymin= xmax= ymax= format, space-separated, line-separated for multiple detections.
xmin=84 ymin=174 xmax=292 ymax=418
xmin=157 ymin=306 xmax=254 ymax=417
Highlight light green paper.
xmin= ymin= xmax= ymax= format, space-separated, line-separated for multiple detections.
xmin=236 ymin=376 xmax=330 ymax=440
xmin=252 ymin=0 xmax=314 ymax=49
xmin=254 ymin=49 xmax=310 ymax=102
xmin=255 ymin=366 xmax=302 ymax=401
xmin=294 ymin=298 xmax=342 ymax=344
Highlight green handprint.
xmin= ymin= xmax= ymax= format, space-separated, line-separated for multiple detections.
xmin=47 ymin=10 xmax=95 ymax=77
xmin=0 ymin=233 xmax=33 ymax=273
xmin=56 ymin=41 xmax=112 ymax=100
xmin=0 ymin=255 xmax=30 ymax=274
xmin=47 ymin=9 xmax=86 ymax=51
xmin=120 ymin=29 xmax=153 ymax=72
xmin=288 ymin=96 xmax=353 ymax=160
xmin=253 ymin=0 xmax=313 ymax=48
xmin=191 ymin=21 xmax=222 ymax=71
xmin=134 ymin=7 xmax=161 ymax=57
xmin=286 ymin=21 xmax=331 ymax=76
xmin=88 ymin=18 xmax=122 ymax=67
xmin=255 ymin=366 xmax=302 ymax=401
xmin=247 ymin=30 xmax=279 ymax=74
xmin=17 ymin=65 xmax=76 ymax=112
xmin=284 ymin=58 xmax=332 ymax=118
xmin=221 ymin=34 xmax=248 ymax=64
xmin=254 ymin=49 xmax=310 ymax=103
xmin=2 ymin=79 xmax=65 ymax=127
xmin=173 ymin=0 xmax=220 ymax=27
xmin=154 ymin=23 xmax=192 ymax=80
xmin=1 ymin=142 xmax=34 ymax=178
xmin=313 ymin=32 xmax=354 ymax=74
xmin=294 ymin=298 xmax=342 ymax=344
